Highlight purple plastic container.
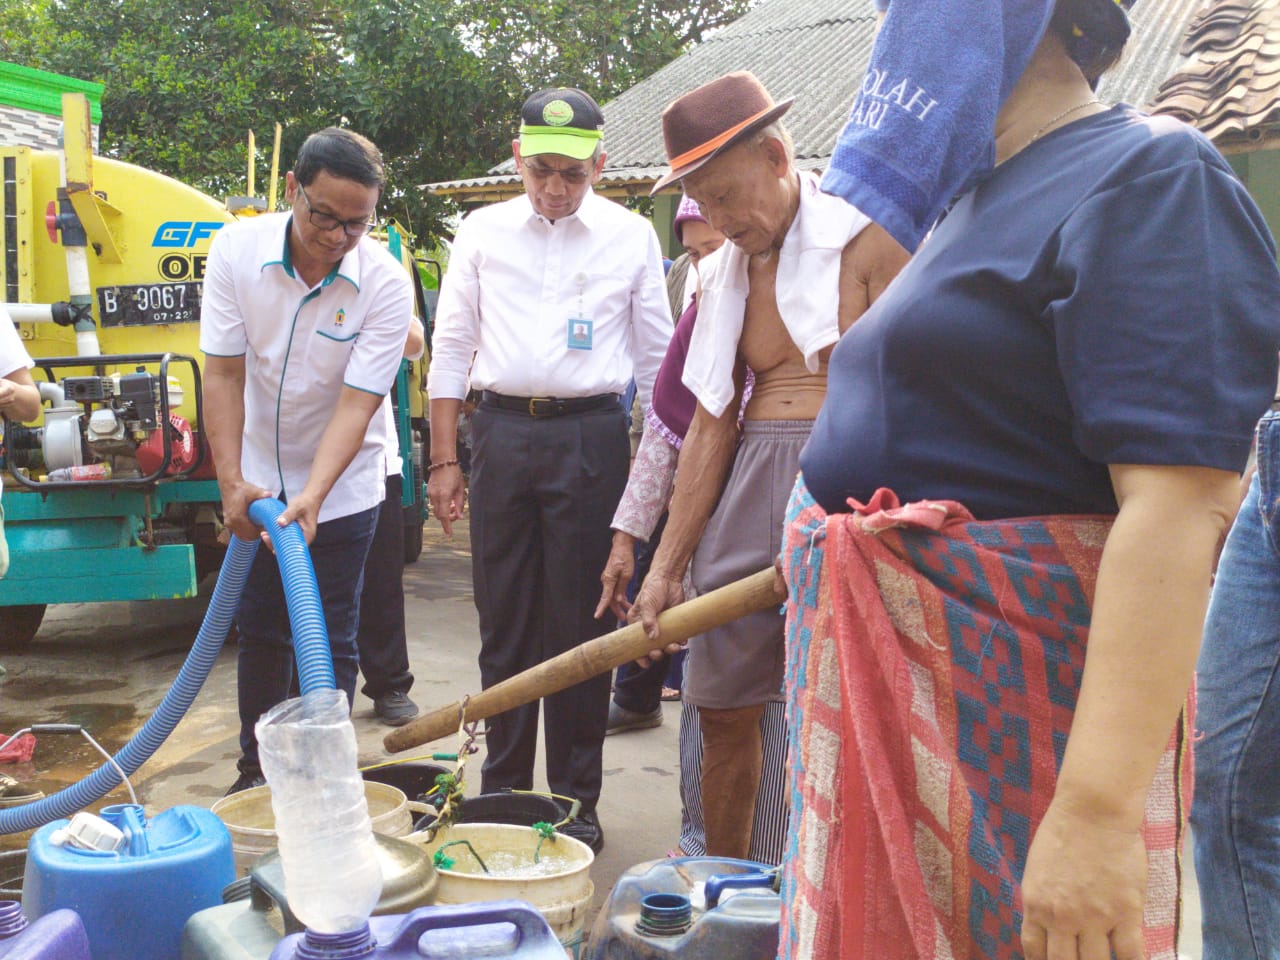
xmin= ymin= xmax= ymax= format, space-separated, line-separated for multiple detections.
xmin=269 ymin=901 xmax=565 ymax=959
xmin=0 ymin=900 xmax=91 ymax=960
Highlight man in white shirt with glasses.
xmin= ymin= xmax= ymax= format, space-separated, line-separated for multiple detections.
xmin=427 ymin=87 xmax=671 ymax=853
xmin=201 ymin=127 xmax=414 ymax=795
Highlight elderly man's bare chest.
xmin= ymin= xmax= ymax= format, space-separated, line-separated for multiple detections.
xmin=739 ymin=256 xmax=829 ymax=419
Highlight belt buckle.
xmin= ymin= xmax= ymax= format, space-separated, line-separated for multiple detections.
xmin=528 ymin=396 xmax=554 ymax=417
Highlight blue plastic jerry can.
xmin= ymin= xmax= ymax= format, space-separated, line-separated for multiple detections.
xmin=24 ymin=803 xmax=235 ymax=960
xmin=269 ymin=901 xmax=565 ymax=959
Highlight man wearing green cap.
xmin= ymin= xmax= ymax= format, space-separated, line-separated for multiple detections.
xmin=426 ymin=86 xmax=672 ymax=854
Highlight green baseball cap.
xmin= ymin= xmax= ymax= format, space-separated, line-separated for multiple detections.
xmin=519 ymin=87 xmax=605 ymax=160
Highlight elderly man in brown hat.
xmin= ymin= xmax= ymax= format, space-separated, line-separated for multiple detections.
xmin=631 ymin=71 xmax=909 ymax=862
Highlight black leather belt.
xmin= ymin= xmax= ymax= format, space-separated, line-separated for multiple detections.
xmin=480 ymin=391 xmax=620 ymax=418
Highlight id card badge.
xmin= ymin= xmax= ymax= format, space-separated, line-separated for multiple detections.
xmin=567 ymin=317 xmax=594 ymax=351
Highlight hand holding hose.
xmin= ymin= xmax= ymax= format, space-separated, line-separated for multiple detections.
xmin=219 ymin=477 xmax=274 ymax=543
xmin=273 ymin=490 xmax=321 ymax=546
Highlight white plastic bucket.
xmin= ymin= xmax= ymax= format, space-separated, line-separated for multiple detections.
xmin=211 ymin=781 xmax=412 ymax=877
xmin=413 ymin=822 xmax=594 ymax=958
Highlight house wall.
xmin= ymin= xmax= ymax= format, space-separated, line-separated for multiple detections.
xmin=0 ymin=62 xmax=102 ymax=150
xmin=1228 ymin=150 xmax=1280 ymax=252
xmin=652 ymin=192 xmax=681 ymax=259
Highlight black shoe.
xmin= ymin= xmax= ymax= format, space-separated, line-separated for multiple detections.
xmin=0 ymin=772 xmax=44 ymax=807
xmin=559 ymin=809 xmax=604 ymax=854
xmin=605 ymin=701 xmax=663 ymax=736
xmin=225 ymin=769 xmax=266 ymax=796
xmin=374 ymin=690 xmax=420 ymax=727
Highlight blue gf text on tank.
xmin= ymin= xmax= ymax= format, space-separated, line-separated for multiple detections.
xmin=152 ymin=221 xmax=225 ymax=247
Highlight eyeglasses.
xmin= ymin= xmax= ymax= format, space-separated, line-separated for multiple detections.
xmin=522 ymin=160 xmax=593 ymax=185
xmin=297 ymin=183 xmax=378 ymax=237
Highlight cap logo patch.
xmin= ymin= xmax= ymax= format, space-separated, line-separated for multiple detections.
xmin=542 ymin=100 xmax=575 ymax=126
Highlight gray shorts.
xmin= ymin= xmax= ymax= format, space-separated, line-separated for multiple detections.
xmin=684 ymin=419 xmax=811 ymax=709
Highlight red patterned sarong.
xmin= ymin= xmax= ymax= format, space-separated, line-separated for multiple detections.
xmin=780 ymin=482 xmax=1192 ymax=960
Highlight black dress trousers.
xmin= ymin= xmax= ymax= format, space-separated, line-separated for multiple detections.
xmin=468 ymin=399 xmax=630 ymax=809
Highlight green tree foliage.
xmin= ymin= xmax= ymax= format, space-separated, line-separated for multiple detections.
xmin=467 ymin=0 xmax=753 ymax=100
xmin=0 ymin=0 xmax=754 ymax=243
xmin=337 ymin=0 xmax=507 ymax=241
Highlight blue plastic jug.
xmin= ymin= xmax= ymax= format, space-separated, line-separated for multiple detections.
xmin=269 ymin=901 xmax=564 ymax=959
xmin=584 ymin=857 xmax=780 ymax=960
xmin=24 ymin=803 xmax=235 ymax=960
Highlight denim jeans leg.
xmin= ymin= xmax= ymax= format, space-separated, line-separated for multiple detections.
xmin=235 ymin=545 xmax=294 ymax=773
xmin=307 ymin=505 xmax=380 ymax=706
xmin=356 ymin=475 xmax=414 ymax=700
xmin=613 ymin=659 xmax=666 ymax=714
xmin=1193 ymin=412 xmax=1280 ymax=960
xmin=612 ymin=512 xmax=669 ymax=714
xmin=234 ymin=504 xmax=379 ymax=772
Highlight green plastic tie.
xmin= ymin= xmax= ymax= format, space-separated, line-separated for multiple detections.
xmin=531 ymin=819 xmax=558 ymax=863
xmin=434 ymin=772 xmax=458 ymax=792
xmin=434 ymin=839 xmax=489 ymax=874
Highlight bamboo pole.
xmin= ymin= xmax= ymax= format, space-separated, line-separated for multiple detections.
xmin=384 ymin=567 xmax=784 ymax=752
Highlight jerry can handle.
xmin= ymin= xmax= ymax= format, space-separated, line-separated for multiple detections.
xmin=386 ymin=899 xmax=560 ymax=953
xmin=704 ymin=871 xmax=776 ymax=908
xmin=249 ymin=863 xmax=304 ymax=934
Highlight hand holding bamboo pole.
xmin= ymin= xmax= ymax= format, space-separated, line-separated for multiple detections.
xmin=384 ymin=567 xmax=785 ymax=753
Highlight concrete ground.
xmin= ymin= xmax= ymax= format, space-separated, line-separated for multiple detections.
xmin=0 ymin=515 xmax=1204 ymax=956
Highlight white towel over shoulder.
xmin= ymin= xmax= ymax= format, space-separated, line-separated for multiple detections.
xmin=681 ymin=171 xmax=872 ymax=418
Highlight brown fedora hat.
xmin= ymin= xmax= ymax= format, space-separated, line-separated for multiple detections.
xmin=651 ymin=71 xmax=794 ymax=195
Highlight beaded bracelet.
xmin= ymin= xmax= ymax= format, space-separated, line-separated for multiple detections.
xmin=427 ymin=459 xmax=460 ymax=473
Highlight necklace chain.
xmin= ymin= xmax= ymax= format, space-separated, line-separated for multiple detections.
xmin=1020 ymin=98 xmax=1102 ymax=155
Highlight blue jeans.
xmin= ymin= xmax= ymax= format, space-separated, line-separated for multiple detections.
xmin=1193 ymin=410 xmax=1280 ymax=959
xmin=235 ymin=504 xmax=379 ymax=773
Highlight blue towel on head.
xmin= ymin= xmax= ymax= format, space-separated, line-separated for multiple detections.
xmin=823 ymin=0 xmax=1056 ymax=250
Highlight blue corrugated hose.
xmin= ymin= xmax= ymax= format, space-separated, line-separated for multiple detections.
xmin=0 ymin=498 xmax=334 ymax=835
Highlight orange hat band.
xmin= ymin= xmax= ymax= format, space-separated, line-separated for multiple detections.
xmin=665 ymin=104 xmax=778 ymax=171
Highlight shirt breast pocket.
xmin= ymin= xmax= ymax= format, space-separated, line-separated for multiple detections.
xmin=308 ymin=322 xmax=362 ymax=388
xmin=315 ymin=322 xmax=360 ymax=345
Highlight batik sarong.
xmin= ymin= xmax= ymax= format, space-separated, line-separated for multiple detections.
xmin=780 ymin=480 xmax=1192 ymax=960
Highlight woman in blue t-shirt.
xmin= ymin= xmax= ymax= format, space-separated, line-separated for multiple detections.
xmin=781 ymin=4 xmax=1280 ymax=960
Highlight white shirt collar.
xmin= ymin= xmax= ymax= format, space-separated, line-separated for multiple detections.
xmin=257 ymin=214 xmax=362 ymax=291
xmin=517 ymin=188 xmax=603 ymax=230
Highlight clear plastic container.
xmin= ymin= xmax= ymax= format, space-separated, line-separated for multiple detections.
xmin=256 ymin=689 xmax=382 ymax=934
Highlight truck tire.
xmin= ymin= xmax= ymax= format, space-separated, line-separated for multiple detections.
xmin=0 ymin=604 xmax=47 ymax=651
xmin=403 ymin=503 xmax=424 ymax=565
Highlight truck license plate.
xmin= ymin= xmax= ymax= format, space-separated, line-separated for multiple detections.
xmin=98 ymin=282 xmax=202 ymax=327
